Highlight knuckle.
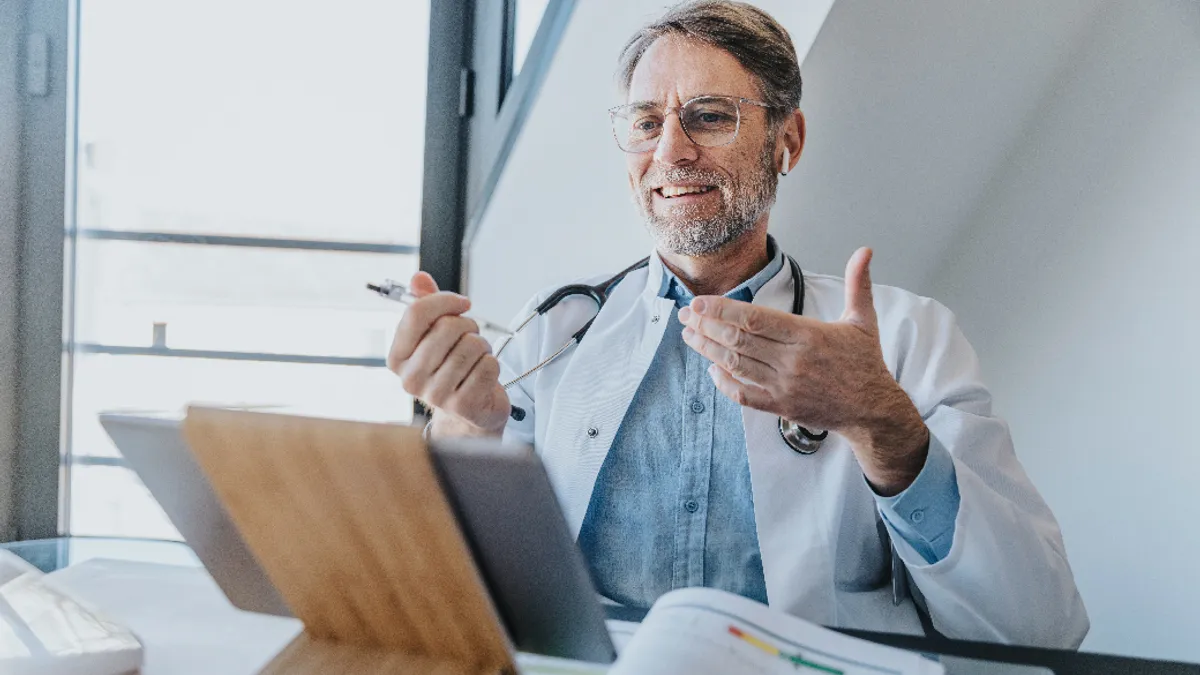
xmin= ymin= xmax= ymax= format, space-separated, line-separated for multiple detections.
xmin=479 ymin=355 xmax=501 ymax=380
xmin=722 ymin=350 xmax=741 ymax=372
xmin=399 ymin=371 xmax=424 ymax=396
xmin=730 ymin=326 xmax=748 ymax=349
xmin=464 ymin=333 xmax=491 ymax=355
xmin=741 ymin=312 xmax=763 ymax=334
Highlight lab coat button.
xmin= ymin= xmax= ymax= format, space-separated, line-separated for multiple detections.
xmin=586 ymin=427 xmax=599 ymax=438
xmin=652 ymin=315 xmax=660 ymax=323
xmin=910 ymin=509 xmax=925 ymax=524
xmin=684 ymin=500 xmax=699 ymax=513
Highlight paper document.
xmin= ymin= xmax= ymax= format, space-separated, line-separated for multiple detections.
xmin=609 ymin=588 xmax=944 ymax=675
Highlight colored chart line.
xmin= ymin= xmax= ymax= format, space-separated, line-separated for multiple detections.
xmin=728 ymin=625 xmax=845 ymax=674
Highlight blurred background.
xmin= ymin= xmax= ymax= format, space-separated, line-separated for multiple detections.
xmin=0 ymin=0 xmax=1196 ymax=664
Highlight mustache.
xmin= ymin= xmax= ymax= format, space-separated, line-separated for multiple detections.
xmin=640 ymin=166 xmax=730 ymax=191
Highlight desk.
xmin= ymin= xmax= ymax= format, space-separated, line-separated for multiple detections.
xmin=4 ymin=537 xmax=1199 ymax=675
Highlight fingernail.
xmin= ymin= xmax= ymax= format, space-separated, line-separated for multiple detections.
xmin=707 ymin=363 xmax=718 ymax=377
xmin=678 ymin=307 xmax=692 ymax=323
xmin=691 ymin=298 xmax=707 ymax=314
xmin=682 ymin=327 xmax=694 ymax=340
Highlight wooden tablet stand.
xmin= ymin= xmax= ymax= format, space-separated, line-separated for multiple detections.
xmin=182 ymin=407 xmax=517 ymax=674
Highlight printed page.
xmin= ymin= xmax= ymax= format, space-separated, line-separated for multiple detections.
xmin=610 ymin=587 xmax=943 ymax=675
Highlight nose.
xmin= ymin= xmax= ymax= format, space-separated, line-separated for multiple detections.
xmin=653 ymin=112 xmax=699 ymax=166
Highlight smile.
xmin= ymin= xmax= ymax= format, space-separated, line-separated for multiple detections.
xmin=655 ymin=185 xmax=716 ymax=198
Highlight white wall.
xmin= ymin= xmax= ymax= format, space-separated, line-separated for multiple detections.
xmin=930 ymin=0 xmax=1200 ymax=662
xmin=0 ymin=0 xmax=25 ymax=541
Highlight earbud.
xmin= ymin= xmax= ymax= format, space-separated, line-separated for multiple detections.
xmin=781 ymin=147 xmax=790 ymax=176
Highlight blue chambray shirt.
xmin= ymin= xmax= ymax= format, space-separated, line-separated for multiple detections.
xmin=577 ymin=238 xmax=960 ymax=610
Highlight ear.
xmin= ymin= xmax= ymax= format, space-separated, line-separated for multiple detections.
xmin=784 ymin=109 xmax=805 ymax=174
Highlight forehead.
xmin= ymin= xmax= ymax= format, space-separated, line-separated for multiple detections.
xmin=627 ymin=34 xmax=760 ymax=104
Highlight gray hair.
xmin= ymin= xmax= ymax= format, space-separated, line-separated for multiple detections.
xmin=616 ymin=0 xmax=802 ymax=127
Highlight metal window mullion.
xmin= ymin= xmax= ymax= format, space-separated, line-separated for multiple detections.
xmin=71 ymin=229 xmax=420 ymax=255
xmin=73 ymin=343 xmax=387 ymax=368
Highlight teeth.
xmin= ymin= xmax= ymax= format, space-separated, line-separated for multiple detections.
xmin=660 ymin=185 xmax=713 ymax=198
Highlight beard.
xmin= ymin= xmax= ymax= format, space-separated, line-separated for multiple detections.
xmin=635 ymin=138 xmax=778 ymax=256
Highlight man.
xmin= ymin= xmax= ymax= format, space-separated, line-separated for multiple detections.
xmin=388 ymin=0 xmax=1088 ymax=648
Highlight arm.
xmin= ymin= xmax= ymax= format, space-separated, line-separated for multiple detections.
xmin=881 ymin=294 xmax=1089 ymax=648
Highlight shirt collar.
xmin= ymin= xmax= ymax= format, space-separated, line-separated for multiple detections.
xmin=658 ymin=235 xmax=786 ymax=309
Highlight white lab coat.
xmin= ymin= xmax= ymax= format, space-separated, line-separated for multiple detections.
xmin=497 ymin=250 xmax=1089 ymax=649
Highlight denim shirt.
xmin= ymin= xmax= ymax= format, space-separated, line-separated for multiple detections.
xmin=577 ymin=240 xmax=960 ymax=610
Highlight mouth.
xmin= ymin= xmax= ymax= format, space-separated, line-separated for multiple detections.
xmin=654 ymin=184 xmax=718 ymax=201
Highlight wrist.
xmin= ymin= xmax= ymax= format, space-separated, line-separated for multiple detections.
xmin=844 ymin=383 xmax=929 ymax=496
xmin=429 ymin=409 xmax=505 ymax=440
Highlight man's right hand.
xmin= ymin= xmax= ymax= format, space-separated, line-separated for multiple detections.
xmin=386 ymin=272 xmax=510 ymax=438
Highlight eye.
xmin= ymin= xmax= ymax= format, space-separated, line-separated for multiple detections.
xmin=633 ymin=117 xmax=662 ymax=132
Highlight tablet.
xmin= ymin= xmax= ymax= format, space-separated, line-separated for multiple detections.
xmin=101 ymin=411 xmax=616 ymax=664
xmin=99 ymin=412 xmax=292 ymax=617
xmin=429 ymin=437 xmax=617 ymax=664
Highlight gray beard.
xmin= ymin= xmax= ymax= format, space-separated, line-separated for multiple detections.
xmin=636 ymin=144 xmax=778 ymax=256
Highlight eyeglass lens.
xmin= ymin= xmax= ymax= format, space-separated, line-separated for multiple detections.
xmin=612 ymin=96 xmax=741 ymax=152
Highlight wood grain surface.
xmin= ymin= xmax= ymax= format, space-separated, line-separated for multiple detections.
xmin=182 ymin=407 xmax=515 ymax=674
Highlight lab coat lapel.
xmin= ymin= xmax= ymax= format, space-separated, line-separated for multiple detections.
xmin=740 ymin=260 xmax=841 ymax=622
xmin=541 ymin=253 xmax=674 ymax=538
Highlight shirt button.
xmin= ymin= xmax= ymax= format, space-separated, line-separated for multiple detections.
xmin=586 ymin=427 xmax=599 ymax=438
xmin=651 ymin=315 xmax=660 ymax=323
xmin=690 ymin=400 xmax=705 ymax=414
xmin=683 ymin=500 xmax=699 ymax=513
xmin=910 ymin=509 xmax=925 ymax=524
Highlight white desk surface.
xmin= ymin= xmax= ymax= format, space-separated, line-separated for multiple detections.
xmin=46 ymin=559 xmax=303 ymax=675
xmin=44 ymin=558 xmax=620 ymax=674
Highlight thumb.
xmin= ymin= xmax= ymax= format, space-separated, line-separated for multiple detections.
xmin=409 ymin=271 xmax=440 ymax=298
xmin=841 ymin=247 xmax=877 ymax=331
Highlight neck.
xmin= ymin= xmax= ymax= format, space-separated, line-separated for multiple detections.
xmin=659 ymin=224 xmax=772 ymax=297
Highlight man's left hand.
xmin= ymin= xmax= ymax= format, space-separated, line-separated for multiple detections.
xmin=678 ymin=247 xmax=930 ymax=496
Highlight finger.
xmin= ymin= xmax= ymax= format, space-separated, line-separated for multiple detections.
xmin=409 ymin=271 xmax=440 ymax=298
xmin=681 ymin=325 xmax=775 ymax=384
xmin=685 ymin=311 xmax=786 ymax=359
xmin=392 ymin=315 xmax=480 ymax=392
xmin=419 ymin=333 xmax=492 ymax=405
xmin=680 ymin=296 xmax=812 ymax=343
xmin=841 ymin=247 xmax=878 ymax=332
xmin=708 ymin=364 xmax=775 ymax=411
xmin=386 ymin=292 xmax=472 ymax=370
xmin=448 ymin=354 xmax=504 ymax=412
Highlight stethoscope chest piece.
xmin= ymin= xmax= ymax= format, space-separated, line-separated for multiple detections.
xmin=778 ymin=418 xmax=829 ymax=455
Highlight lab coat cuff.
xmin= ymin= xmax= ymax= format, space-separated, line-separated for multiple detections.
xmin=875 ymin=434 xmax=960 ymax=563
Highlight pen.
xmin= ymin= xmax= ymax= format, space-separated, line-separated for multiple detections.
xmin=367 ymin=280 xmax=514 ymax=338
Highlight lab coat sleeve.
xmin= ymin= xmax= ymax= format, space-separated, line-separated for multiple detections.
xmin=881 ymin=294 xmax=1090 ymax=649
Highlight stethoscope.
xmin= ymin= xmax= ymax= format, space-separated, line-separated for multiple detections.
xmin=496 ymin=256 xmax=828 ymax=455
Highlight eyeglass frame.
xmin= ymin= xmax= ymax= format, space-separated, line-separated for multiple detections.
xmin=607 ymin=94 xmax=777 ymax=153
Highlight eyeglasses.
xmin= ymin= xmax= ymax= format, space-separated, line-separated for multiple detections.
xmin=608 ymin=95 xmax=774 ymax=153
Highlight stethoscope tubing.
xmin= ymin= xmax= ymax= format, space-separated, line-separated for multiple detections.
xmin=498 ymin=255 xmax=826 ymax=453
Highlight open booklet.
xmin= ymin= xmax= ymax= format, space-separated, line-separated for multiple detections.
xmin=520 ymin=587 xmax=943 ymax=675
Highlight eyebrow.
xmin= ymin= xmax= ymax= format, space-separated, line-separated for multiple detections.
xmin=624 ymin=94 xmax=739 ymax=110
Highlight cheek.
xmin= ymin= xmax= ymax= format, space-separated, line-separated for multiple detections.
xmin=627 ymin=155 xmax=651 ymax=190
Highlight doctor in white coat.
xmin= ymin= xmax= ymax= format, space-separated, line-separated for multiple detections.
xmin=388 ymin=0 xmax=1088 ymax=649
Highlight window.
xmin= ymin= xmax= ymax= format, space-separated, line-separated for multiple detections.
xmin=65 ymin=0 xmax=430 ymax=537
